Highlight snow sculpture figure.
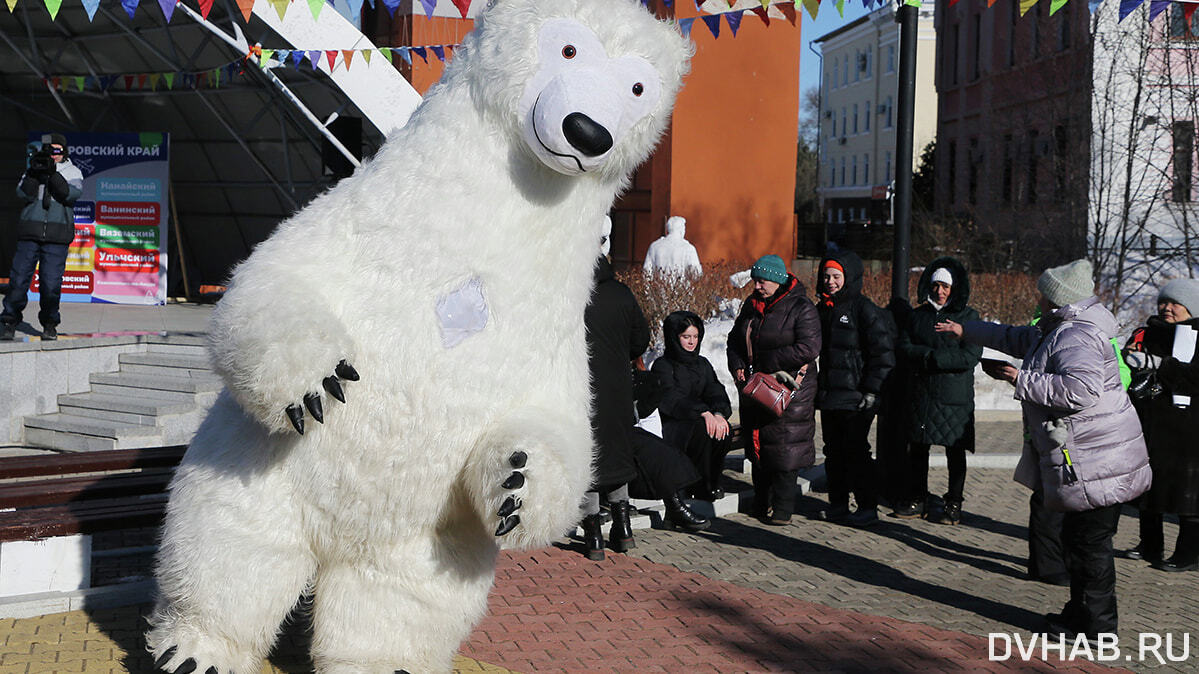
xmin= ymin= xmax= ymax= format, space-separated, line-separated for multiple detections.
xmin=145 ymin=2 xmax=690 ymax=672
xmin=642 ymin=215 xmax=702 ymax=275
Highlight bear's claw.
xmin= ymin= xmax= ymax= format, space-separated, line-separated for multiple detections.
xmin=509 ymin=451 xmax=528 ymax=468
xmin=174 ymin=660 xmax=198 ymax=674
xmin=498 ymin=495 xmax=521 ymax=517
xmin=495 ymin=515 xmax=520 ymax=536
xmin=155 ymin=648 xmax=176 ymax=670
xmin=283 ymin=360 xmax=358 ymax=433
xmin=501 ymin=472 xmax=525 ymax=489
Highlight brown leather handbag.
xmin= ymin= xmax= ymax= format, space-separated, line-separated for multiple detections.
xmin=740 ymin=323 xmax=803 ymax=417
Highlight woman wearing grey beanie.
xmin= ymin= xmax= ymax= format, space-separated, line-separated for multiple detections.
xmin=1120 ymin=278 xmax=1199 ymax=572
xmin=936 ymin=259 xmax=1151 ymax=640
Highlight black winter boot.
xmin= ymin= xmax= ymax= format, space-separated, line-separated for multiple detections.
xmin=664 ymin=492 xmax=710 ymax=532
xmin=608 ymin=501 xmax=635 ymax=552
xmin=581 ymin=514 xmax=606 ymax=561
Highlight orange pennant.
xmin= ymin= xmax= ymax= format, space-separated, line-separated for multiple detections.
xmin=235 ymin=0 xmax=253 ymax=21
xmin=342 ymin=49 xmax=355 ymax=68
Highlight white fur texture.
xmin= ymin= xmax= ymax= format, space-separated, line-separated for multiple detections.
xmin=146 ymin=2 xmax=690 ymax=673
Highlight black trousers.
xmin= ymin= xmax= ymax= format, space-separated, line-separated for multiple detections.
xmin=1139 ymin=511 xmax=1199 ymax=562
xmin=907 ymin=442 xmax=967 ymax=504
xmin=1028 ymin=489 xmax=1067 ymax=579
xmin=751 ymin=464 xmax=801 ymax=519
xmin=1061 ymin=503 xmax=1123 ymax=634
xmin=822 ymin=409 xmax=879 ymax=511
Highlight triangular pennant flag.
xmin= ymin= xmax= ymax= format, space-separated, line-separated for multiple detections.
xmin=1019 ymin=0 xmax=1037 ymax=15
xmin=1185 ymin=2 xmax=1197 ymax=28
xmin=137 ymin=73 xmax=148 ymax=89
xmin=678 ymin=17 xmax=694 ymax=38
xmin=164 ymin=72 xmax=175 ymax=89
xmin=904 ymin=0 xmax=920 ymax=6
xmin=291 ymin=50 xmax=304 ymax=68
xmin=780 ymin=1 xmax=797 ymax=23
xmin=98 ymin=74 xmax=116 ymax=90
xmin=760 ymin=0 xmax=770 ymax=8
xmin=198 ymin=0 xmax=213 ymax=18
xmin=398 ymin=47 xmax=413 ymax=65
xmin=835 ymin=0 xmax=845 ymax=16
xmin=725 ymin=11 xmax=742 ymax=37
xmin=236 ymin=0 xmax=253 ymax=21
xmin=276 ymin=49 xmax=290 ymax=62
xmin=44 ymin=0 xmax=64 ymax=20
xmin=346 ymin=0 xmax=363 ymax=20
xmin=123 ymin=74 xmax=134 ymax=89
xmin=342 ymin=49 xmax=355 ymax=68
xmin=380 ymin=48 xmax=394 ymax=63
xmin=419 ymin=0 xmax=436 ymax=18
xmin=326 ymin=50 xmax=338 ymax=70
xmin=949 ymin=0 xmax=959 ymax=5
xmin=50 ymin=76 xmax=61 ymax=90
xmin=212 ymin=67 xmax=220 ymax=87
xmin=157 ymin=0 xmax=174 ymax=20
xmin=5 ymin=0 xmax=15 ymax=11
xmin=362 ymin=49 xmax=372 ymax=65
xmin=308 ymin=50 xmax=322 ymax=70
xmin=81 ymin=0 xmax=100 ymax=19
xmin=380 ymin=0 xmax=401 ymax=16
xmin=987 ymin=0 xmax=998 ymax=6
xmin=1147 ymin=0 xmax=1169 ymax=20
xmin=701 ymin=14 xmax=720 ymax=38
xmin=121 ymin=0 xmax=138 ymax=19
xmin=260 ymin=49 xmax=275 ymax=67
xmin=431 ymin=45 xmax=446 ymax=61
xmin=801 ymin=0 xmax=818 ymax=19
xmin=411 ymin=46 xmax=428 ymax=62
xmin=1117 ymin=0 xmax=1143 ymax=20
xmin=270 ymin=0 xmax=288 ymax=20
xmin=1049 ymin=0 xmax=1067 ymax=13
xmin=74 ymin=76 xmax=85 ymax=91
xmin=85 ymin=75 xmax=97 ymax=90
xmin=751 ymin=5 xmax=769 ymax=25
xmin=451 ymin=0 xmax=471 ymax=17
xmin=309 ymin=0 xmax=324 ymax=18
xmin=197 ymin=71 xmax=207 ymax=87
xmin=149 ymin=73 xmax=161 ymax=90
xmin=226 ymin=63 xmax=239 ymax=81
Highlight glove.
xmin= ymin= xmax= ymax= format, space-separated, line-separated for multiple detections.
xmin=771 ymin=370 xmax=798 ymax=390
xmin=19 ymin=176 xmax=39 ymax=198
xmin=856 ymin=392 xmax=878 ymax=412
xmin=47 ymin=172 xmax=70 ymax=202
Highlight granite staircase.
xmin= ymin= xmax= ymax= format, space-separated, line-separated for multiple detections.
xmin=23 ymin=338 xmax=220 ymax=451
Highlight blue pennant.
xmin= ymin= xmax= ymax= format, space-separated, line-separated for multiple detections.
xmin=431 ymin=45 xmax=446 ymax=61
xmin=419 ymin=0 xmax=436 ymax=18
xmin=308 ymin=50 xmax=322 ymax=70
xmin=1147 ymin=0 xmax=1170 ymax=20
xmin=725 ymin=11 xmax=742 ymax=37
xmin=679 ymin=17 xmax=694 ymax=38
xmin=291 ymin=51 xmax=304 ymax=68
xmin=1118 ymin=0 xmax=1144 ymax=21
xmin=411 ymin=46 xmax=428 ymax=63
xmin=121 ymin=0 xmax=138 ymax=19
xmin=381 ymin=0 xmax=401 ymax=16
xmin=701 ymin=14 xmax=721 ymax=39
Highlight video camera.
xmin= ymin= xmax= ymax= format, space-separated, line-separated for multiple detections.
xmin=27 ymin=147 xmax=56 ymax=179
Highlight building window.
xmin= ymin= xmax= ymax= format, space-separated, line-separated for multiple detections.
xmin=842 ymin=107 xmax=847 ymax=137
xmin=1057 ymin=2 xmax=1071 ymax=51
xmin=831 ymin=58 xmax=838 ymax=89
xmin=1027 ymin=130 xmax=1039 ymax=204
xmin=864 ymin=100 xmax=871 ymax=132
xmin=842 ymin=53 xmax=848 ymax=86
xmin=968 ymin=138 xmax=979 ymax=205
xmin=831 ymin=114 xmax=837 ymax=138
xmin=841 ymin=157 xmax=846 ymax=186
xmin=885 ymin=150 xmax=893 ymax=182
xmin=1002 ymin=134 xmax=1013 ymax=204
xmin=863 ymin=153 xmax=870 ymax=185
xmin=948 ymin=140 xmax=957 ymax=206
xmin=853 ymin=50 xmax=861 ymax=82
xmin=853 ymin=104 xmax=859 ymax=134
xmin=971 ymin=13 xmax=981 ymax=81
xmin=884 ymin=97 xmax=893 ymax=128
xmin=852 ymin=155 xmax=858 ymax=185
xmin=1008 ymin=0 xmax=1018 ymax=67
xmin=951 ymin=23 xmax=960 ymax=85
xmin=865 ymin=47 xmax=873 ymax=79
xmin=886 ymin=45 xmax=896 ymax=73
xmin=1032 ymin=3 xmax=1041 ymax=57
xmin=1173 ymin=120 xmax=1194 ymax=202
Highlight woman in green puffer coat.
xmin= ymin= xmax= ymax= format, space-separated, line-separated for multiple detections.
xmin=892 ymin=257 xmax=982 ymax=525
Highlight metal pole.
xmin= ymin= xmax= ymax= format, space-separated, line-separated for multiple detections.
xmin=891 ymin=1 xmax=918 ymax=302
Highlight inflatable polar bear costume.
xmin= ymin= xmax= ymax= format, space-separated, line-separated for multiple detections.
xmin=146 ymin=1 xmax=690 ymax=672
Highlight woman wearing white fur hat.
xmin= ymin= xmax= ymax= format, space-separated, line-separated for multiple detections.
xmin=1120 ymin=278 xmax=1199 ymax=572
xmin=937 ymin=258 xmax=1151 ymax=640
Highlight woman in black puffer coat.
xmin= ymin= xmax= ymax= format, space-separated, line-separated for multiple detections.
xmin=893 ymin=257 xmax=982 ymax=525
xmin=728 ymin=255 xmax=822 ymax=524
xmin=652 ymin=311 xmax=733 ymax=501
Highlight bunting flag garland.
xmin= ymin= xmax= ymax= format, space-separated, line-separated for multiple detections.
xmin=1148 ymin=0 xmax=1171 ymax=19
xmin=42 ymin=58 xmax=244 ymax=93
xmin=725 ymin=8 xmax=742 ymax=35
xmin=701 ymin=13 xmax=721 ymax=38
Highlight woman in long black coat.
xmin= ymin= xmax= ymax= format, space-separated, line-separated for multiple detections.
xmin=1121 ymin=279 xmax=1199 ymax=572
xmin=727 ymin=254 xmax=822 ymax=524
xmin=583 ymin=255 xmax=650 ymax=559
xmin=652 ymin=311 xmax=733 ymax=501
xmin=893 ymin=257 xmax=981 ymax=525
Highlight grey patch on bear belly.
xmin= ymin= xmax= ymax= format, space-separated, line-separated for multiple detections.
xmin=436 ymin=277 xmax=489 ymax=348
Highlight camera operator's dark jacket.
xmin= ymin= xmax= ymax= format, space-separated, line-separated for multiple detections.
xmin=16 ymin=158 xmax=83 ymax=245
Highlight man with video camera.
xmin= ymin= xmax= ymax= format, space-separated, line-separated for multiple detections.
xmin=2 ymin=133 xmax=83 ymax=341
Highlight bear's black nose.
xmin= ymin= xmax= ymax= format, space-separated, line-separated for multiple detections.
xmin=562 ymin=113 xmax=613 ymax=157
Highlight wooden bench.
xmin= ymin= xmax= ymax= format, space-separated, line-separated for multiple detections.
xmin=0 ymin=445 xmax=185 ymax=543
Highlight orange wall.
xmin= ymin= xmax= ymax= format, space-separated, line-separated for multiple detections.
xmin=664 ymin=7 xmax=802 ymax=266
xmin=409 ymin=17 xmax=475 ymax=93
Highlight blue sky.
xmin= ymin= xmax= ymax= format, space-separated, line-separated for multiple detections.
xmin=799 ymin=4 xmax=871 ymax=96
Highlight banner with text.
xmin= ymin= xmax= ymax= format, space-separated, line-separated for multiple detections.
xmin=27 ymin=131 xmax=169 ymax=305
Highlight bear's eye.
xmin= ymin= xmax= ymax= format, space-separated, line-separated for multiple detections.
xmin=632 ymin=82 xmax=644 ymax=97
xmin=562 ymin=45 xmax=576 ymax=59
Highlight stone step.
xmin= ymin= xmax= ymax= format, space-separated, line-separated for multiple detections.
xmin=144 ymin=338 xmax=208 ymax=355
xmin=23 ymin=427 xmax=118 ymax=452
xmin=118 ymin=352 xmax=213 ymax=372
xmin=56 ymin=392 xmax=195 ymax=426
xmin=89 ymin=372 xmax=222 ymax=395
xmin=24 ymin=413 xmax=163 ymax=440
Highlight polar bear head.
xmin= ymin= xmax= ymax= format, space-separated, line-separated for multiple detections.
xmin=448 ymin=0 xmax=692 ymax=181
